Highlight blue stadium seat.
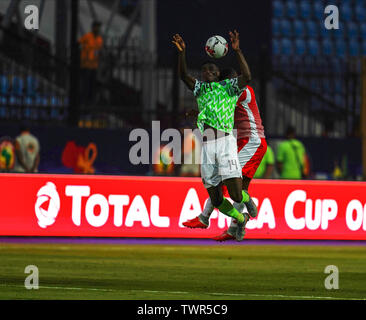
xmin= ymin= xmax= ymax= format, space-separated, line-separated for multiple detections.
xmin=307 ymin=39 xmax=319 ymax=56
xmin=313 ymin=1 xmax=324 ymax=20
xmin=9 ymin=95 xmax=21 ymax=106
xmin=11 ymin=77 xmax=24 ymax=96
xmin=340 ymin=4 xmax=353 ymax=22
xmin=321 ymin=38 xmax=333 ymax=55
xmin=328 ymin=56 xmax=344 ymax=73
xmin=332 ymin=22 xmax=345 ymax=39
xmin=50 ymin=96 xmax=60 ymax=107
xmin=299 ymin=0 xmax=312 ymax=19
xmin=272 ymin=19 xmax=281 ymax=37
xmin=35 ymin=95 xmax=48 ymax=107
xmin=0 ymin=75 xmax=9 ymax=95
xmin=347 ymin=22 xmax=359 ymax=39
xmin=306 ymin=20 xmax=318 ymax=38
xmin=294 ymin=39 xmax=306 ymax=55
xmin=281 ymin=38 xmax=293 ymax=55
xmin=319 ymin=21 xmax=329 ymax=38
xmin=293 ymin=20 xmax=305 ymax=37
xmin=360 ymin=23 xmax=366 ymax=38
xmin=272 ymin=39 xmax=281 ymax=55
xmin=322 ymin=78 xmax=332 ymax=94
xmin=349 ymin=40 xmax=360 ymax=56
xmin=310 ymin=77 xmax=322 ymax=94
xmin=280 ymin=19 xmax=292 ymax=37
xmin=24 ymin=96 xmax=34 ymax=106
xmin=63 ymin=97 xmax=69 ymax=107
xmin=273 ymin=1 xmax=284 ymax=18
xmin=335 ymin=39 xmax=346 ymax=57
xmin=355 ymin=4 xmax=366 ymax=22
xmin=333 ymin=78 xmax=344 ymax=94
xmin=334 ymin=93 xmax=343 ymax=107
xmin=286 ymin=0 xmax=297 ymax=19
xmin=26 ymin=76 xmax=38 ymax=96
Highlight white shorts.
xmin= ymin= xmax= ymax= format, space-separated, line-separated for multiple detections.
xmin=200 ymin=134 xmax=242 ymax=188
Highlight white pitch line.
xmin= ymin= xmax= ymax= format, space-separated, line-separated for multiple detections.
xmin=1 ymin=284 xmax=365 ymax=300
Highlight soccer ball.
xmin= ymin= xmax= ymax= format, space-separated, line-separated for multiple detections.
xmin=205 ymin=35 xmax=228 ymax=58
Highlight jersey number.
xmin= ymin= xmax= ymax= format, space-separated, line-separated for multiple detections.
xmin=228 ymin=159 xmax=238 ymax=171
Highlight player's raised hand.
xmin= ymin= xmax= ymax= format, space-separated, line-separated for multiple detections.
xmin=229 ymin=30 xmax=240 ymax=51
xmin=172 ymin=34 xmax=186 ymax=52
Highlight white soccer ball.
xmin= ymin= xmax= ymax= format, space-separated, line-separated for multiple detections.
xmin=205 ymin=35 xmax=229 ymax=58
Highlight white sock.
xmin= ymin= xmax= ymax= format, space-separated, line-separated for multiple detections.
xmin=201 ymin=198 xmax=214 ymax=218
xmin=229 ymin=218 xmax=238 ymax=229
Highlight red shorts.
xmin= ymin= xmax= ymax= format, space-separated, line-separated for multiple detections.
xmin=222 ymin=137 xmax=267 ymax=197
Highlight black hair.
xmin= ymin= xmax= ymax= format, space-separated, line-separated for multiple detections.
xmin=19 ymin=121 xmax=31 ymax=133
xmin=201 ymin=60 xmax=219 ymax=69
xmin=219 ymin=68 xmax=237 ymax=81
xmin=286 ymin=125 xmax=296 ymax=136
xmin=92 ymin=21 xmax=102 ymax=28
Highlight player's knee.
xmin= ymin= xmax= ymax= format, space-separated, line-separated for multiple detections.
xmin=211 ymin=197 xmax=223 ymax=208
xmin=229 ymin=191 xmax=242 ymax=203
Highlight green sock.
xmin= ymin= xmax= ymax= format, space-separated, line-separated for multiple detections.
xmin=217 ymin=198 xmax=244 ymax=223
xmin=241 ymin=190 xmax=250 ymax=203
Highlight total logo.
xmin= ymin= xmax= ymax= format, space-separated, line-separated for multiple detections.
xmin=34 ymin=182 xmax=60 ymax=228
xmin=34 ymin=182 xmax=169 ymax=229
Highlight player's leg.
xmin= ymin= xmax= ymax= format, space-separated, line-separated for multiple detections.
xmin=213 ymin=138 xmax=267 ymax=241
xmin=217 ymin=134 xmax=250 ymax=241
xmin=215 ymin=176 xmax=251 ymax=241
xmin=183 ymin=138 xmax=218 ymax=229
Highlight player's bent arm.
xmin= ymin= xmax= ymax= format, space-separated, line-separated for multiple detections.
xmin=276 ymin=162 xmax=283 ymax=175
xmin=15 ymin=143 xmax=29 ymax=172
xmin=178 ymin=50 xmax=196 ymax=91
xmin=234 ymin=49 xmax=252 ymax=89
xmin=263 ymin=164 xmax=274 ymax=179
xmin=31 ymin=153 xmax=40 ymax=173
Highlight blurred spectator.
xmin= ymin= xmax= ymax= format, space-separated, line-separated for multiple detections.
xmin=179 ymin=128 xmax=200 ymax=177
xmin=253 ymin=144 xmax=275 ymax=179
xmin=78 ymin=21 xmax=103 ymax=106
xmin=0 ymin=136 xmax=16 ymax=172
xmin=13 ymin=125 xmax=40 ymax=173
xmin=276 ymin=126 xmax=307 ymax=179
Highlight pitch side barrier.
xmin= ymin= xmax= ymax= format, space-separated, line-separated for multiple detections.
xmin=0 ymin=174 xmax=365 ymax=240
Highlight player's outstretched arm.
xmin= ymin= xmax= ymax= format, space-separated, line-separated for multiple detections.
xmin=172 ymin=34 xmax=196 ymax=91
xmin=229 ymin=30 xmax=251 ymax=88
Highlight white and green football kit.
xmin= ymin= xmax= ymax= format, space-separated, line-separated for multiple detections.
xmin=193 ymin=78 xmax=242 ymax=188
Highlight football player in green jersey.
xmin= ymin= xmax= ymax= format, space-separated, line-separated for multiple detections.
xmin=172 ymin=30 xmax=254 ymax=241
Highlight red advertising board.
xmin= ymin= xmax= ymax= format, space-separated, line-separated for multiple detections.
xmin=0 ymin=173 xmax=366 ymax=240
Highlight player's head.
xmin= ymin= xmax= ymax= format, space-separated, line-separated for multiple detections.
xmin=92 ymin=21 xmax=102 ymax=35
xmin=19 ymin=122 xmax=31 ymax=133
xmin=219 ymin=68 xmax=238 ymax=81
xmin=286 ymin=125 xmax=296 ymax=139
xmin=201 ymin=61 xmax=220 ymax=83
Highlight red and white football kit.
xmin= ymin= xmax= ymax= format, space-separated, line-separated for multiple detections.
xmin=235 ymin=85 xmax=267 ymax=179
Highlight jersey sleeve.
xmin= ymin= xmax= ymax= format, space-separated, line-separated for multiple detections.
xmin=219 ymin=78 xmax=242 ymax=97
xmin=193 ymin=80 xmax=203 ymax=97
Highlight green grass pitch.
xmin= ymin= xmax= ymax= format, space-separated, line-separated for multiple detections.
xmin=0 ymin=241 xmax=365 ymax=300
